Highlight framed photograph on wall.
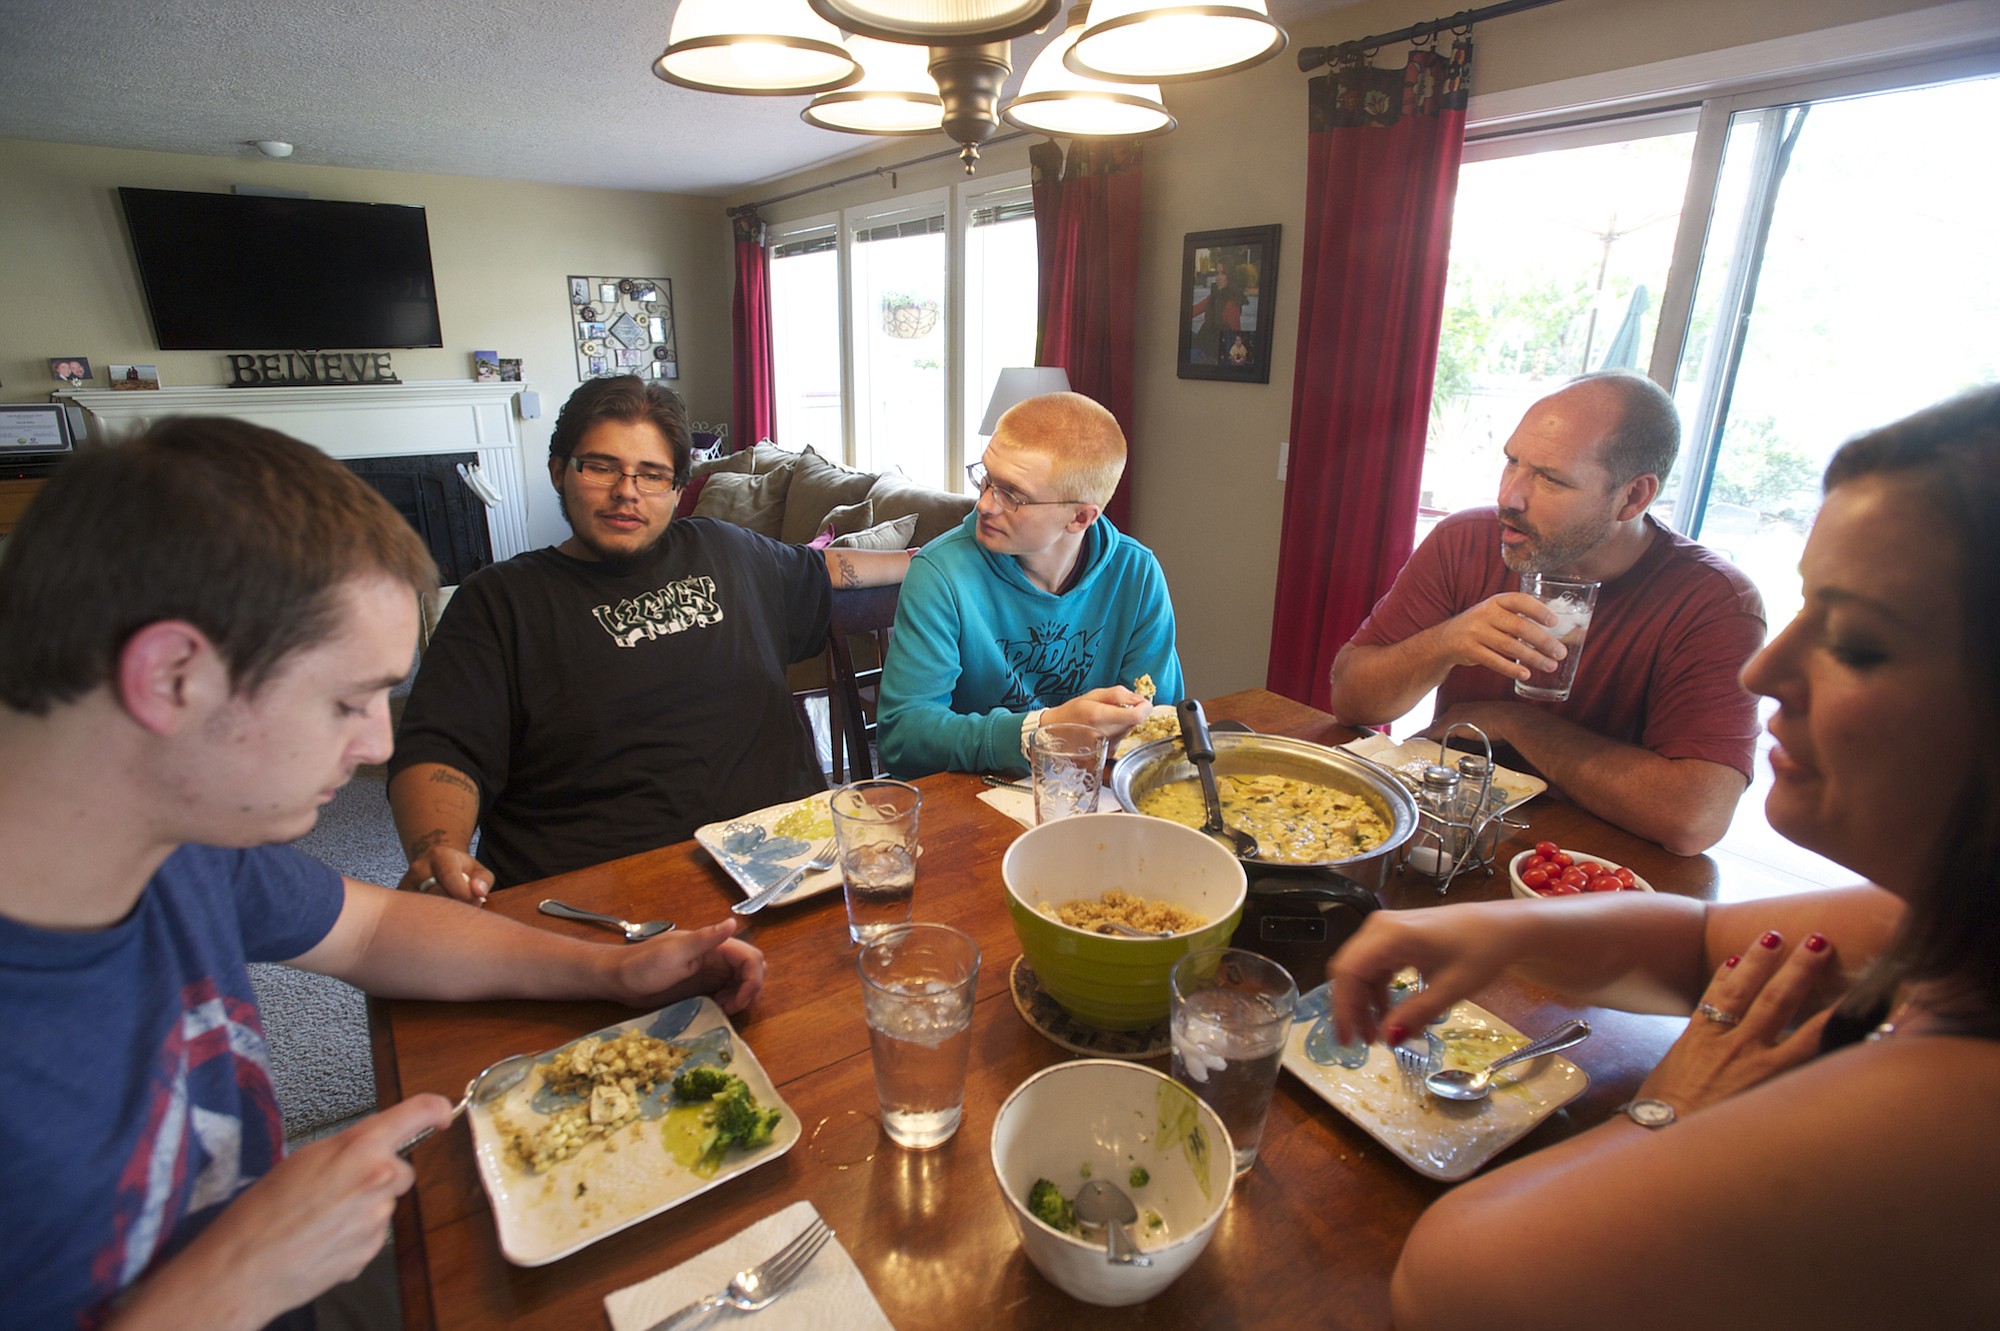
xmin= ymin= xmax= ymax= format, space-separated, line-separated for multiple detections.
xmin=1176 ymin=225 xmax=1281 ymax=383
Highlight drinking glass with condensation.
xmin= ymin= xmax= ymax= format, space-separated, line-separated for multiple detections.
xmin=857 ymin=924 xmax=980 ymax=1150
xmin=1029 ymin=722 xmax=1108 ymax=823
xmin=1169 ymin=948 xmax=1298 ymax=1175
xmin=1514 ymin=574 xmax=1601 ymax=702
xmin=830 ymin=780 xmax=922 ymax=944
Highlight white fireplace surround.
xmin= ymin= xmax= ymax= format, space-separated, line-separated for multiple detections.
xmin=55 ymin=381 xmax=534 ymax=561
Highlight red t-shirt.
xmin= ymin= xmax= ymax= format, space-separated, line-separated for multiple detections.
xmin=1350 ymin=508 xmax=1767 ymax=780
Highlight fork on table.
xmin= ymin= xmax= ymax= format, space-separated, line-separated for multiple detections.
xmin=645 ymin=1216 xmax=834 ymax=1330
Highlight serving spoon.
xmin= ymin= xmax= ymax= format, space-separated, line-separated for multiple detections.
xmin=1073 ymin=1179 xmax=1153 ymax=1267
xmin=1424 ymin=1018 xmax=1591 ymax=1101
xmin=1177 ymin=700 xmax=1258 ymax=859
xmin=537 ymin=899 xmax=675 ymax=942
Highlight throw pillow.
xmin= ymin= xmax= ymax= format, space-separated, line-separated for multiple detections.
xmin=780 ymin=446 xmax=878 ymax=546
xmin=821 ymin=498 xmax=875 ymax=536
xmin=865 ymin=471 xmax=978 ymax=547
xmin=828 ymin=512 xmax=920 ymax=551
xmin=690 ymin=467 xmax=792 ymax=538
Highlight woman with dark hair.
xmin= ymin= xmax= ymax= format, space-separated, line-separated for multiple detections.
xmin=1331 ymin=383 xmax=2000 ymax=1330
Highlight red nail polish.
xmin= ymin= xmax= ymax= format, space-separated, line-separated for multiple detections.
xmin=1760 ymin=931 xmax=1782 ymax=949
xmin=1804 ymin=933 xmax=1828 ymax=953
xmin=1724 ymin=954 xmax=1740 ymax=969
xmin=1384 ymin=1024 xmax=1407 ymax=1046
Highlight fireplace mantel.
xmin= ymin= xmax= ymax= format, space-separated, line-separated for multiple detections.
xmin=56 ymin=381 xmax=533 ymax=559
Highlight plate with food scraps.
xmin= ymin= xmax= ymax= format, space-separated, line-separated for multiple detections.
xmin=469 ymin=996 xmax=800 ymax=1266
xmin=1338 ymin=733 xmax=1547 ymax=813
xmin=695 ymin=790 xmax=841 ymax=906
xmin=1282 ymin=983 xmax=1586 ymax=1182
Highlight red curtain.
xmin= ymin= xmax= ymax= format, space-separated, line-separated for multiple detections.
xmin=731 ymin=210 xmax=776 ymax=450
xmin=1266 ymin=41 xmax=1472 ymax=710
xmin=1030 ymin=138 xmax=1142 ymax=529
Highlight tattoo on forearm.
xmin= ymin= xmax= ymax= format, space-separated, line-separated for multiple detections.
xmin=833 ymin=553 xmax=862 ymax=588
xmin=428 ymin=768 xmax=478 ymax=797
xmin=405 ymin=828 xmax=447 ymax=860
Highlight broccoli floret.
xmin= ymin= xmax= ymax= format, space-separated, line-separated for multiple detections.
xmin=672 ymin=1065 xmax=736 ymax=1101
xmin=1128 ymin=1166 xmax=1150 ymax=1189
xmin=1027 ymin=1178 xmax=1079 ymax=1236
xmin=712 ymin=1078 xmax=782 ymax=1148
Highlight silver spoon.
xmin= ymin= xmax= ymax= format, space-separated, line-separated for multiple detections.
xmin=1094 ymin=921 xmax=1173 ymax=938
xmin=537 ymin=898 xmax=675 ymax=941
xmin=1072 ymin=1179 xmax=1153 ymax=1267
xmin=1177 ymin=700 xmax=1258 ymax=859
xmin=396 ymin=1050 xmax=537 ymax=1155
xmin=1424 ymin=1018 xmax=1591 ymax=1101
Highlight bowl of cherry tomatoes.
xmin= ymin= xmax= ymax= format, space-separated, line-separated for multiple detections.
xmin=1510 ymin=841 xmax=1652 ymax=899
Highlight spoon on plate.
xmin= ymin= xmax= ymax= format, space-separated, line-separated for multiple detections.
xmin=537 ymin=899 xmax=675 ymax=942
xmin=1424 ymin=1018 xmax=1591 ymax=1101
xmin=1073 ymin=1179 xmax=1153 ymax=1267
xmin=1176 ymin=700 xmax=1258 ymax=859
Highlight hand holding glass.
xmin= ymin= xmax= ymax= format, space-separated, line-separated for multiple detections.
xmin=830 ymin=780 xmax=921 ymax=944
xmin=1514 ymin=574 xmax=1600 ymax=702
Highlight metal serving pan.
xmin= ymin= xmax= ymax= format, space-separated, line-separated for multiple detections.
xmin=1108 ymin=732 xmax=1420 ymax=875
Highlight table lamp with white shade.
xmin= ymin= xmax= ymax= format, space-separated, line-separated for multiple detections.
xmin=979 ymin=366 xmax=1073 ymax=435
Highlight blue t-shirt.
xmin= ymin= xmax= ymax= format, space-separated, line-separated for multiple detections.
xmin=0 ymin=843 xmax=344 ymax=1329
xmin=878 ymin=512 xmax=1185 ymax=778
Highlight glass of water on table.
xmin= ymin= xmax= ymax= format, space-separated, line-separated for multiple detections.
xmin=857 ymin=924 xmax=980 ymax=1149
xmin=1169 ymin=948 xmax=1298 ymax=1175
xmin=1514 ymin=573 xmax=1601 ymax=702
xmin=830 ymin=779 xmax=922 ymax=944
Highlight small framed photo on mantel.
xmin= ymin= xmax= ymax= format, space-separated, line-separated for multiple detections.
xmin=1176 ymin=225 xmax=1281 ymax=384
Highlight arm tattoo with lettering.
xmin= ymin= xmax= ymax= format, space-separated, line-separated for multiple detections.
xmin=428 ymin=767 xmax=479 ymax=798
xmin=832 ymin=552 xmax=862 ymax=588
xmin=405 ymin=828 xmax=447 ymax=861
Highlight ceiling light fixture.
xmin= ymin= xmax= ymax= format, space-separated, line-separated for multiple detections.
xmin=251 ymin=140 xmax=294 ymax=158
xmin=1002 ymin=3 xmax=1174 ymax=139
xmin=807 ymin=0 xmax=1062 ymax=44
xmin=1067 ymin=1 xmax=1288 ymax=83
xmin=805 ymin=35 xmax=944 ymax=134
xmin=653 ymin=0 xmax=861 ymax=95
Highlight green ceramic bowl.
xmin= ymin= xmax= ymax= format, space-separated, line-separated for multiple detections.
xmin=1003 ymin=813 xmax=1247 ymax=1030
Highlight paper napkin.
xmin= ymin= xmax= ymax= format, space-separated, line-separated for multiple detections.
xmin=604 ymin=1200 xmax=890 ymax=1331
xmin=976 ymin=784 xmax=1121 ymax=830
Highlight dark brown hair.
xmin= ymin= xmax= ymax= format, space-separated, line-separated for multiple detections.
xmin=1827 ymin=383 xmax=2000 ymax=1034
xmin=549 ymin=375 xmax=691 ymax=488
xmin=0 ymin=416 xmax=436 ymax=713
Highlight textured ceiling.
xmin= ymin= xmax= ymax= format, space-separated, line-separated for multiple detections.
xmin=0 ymin=1 xmax=1355 ymax=197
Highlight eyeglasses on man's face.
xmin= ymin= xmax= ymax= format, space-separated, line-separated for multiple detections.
xmin=965 ymin=461 xmax=1081 ymax=515
xmin=567 ymin=455 xmax=677 ymax=494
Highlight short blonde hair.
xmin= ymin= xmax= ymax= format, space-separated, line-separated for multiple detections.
xmin=992 ymin=391 xmax=1126 ymax=508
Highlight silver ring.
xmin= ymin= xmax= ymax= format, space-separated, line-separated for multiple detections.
xmin=415 ymin=876 xmax=439 ymax=894
xmin=1697 ymin=1002 xmax=1740 ymax=1026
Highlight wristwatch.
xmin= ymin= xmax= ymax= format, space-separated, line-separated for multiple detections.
xmin=1622 ymin=1098 xmax=1677 ymax=1129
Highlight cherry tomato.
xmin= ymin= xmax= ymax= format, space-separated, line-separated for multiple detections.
xmin=1551 ymin=851 xmax=1574 ymax=869
xmin=1587 ymin=874 xmax=1622 ymax=892
xmin=1559 ymin=866 xmax=1590 ymax=890
xmin=1535 ymin=841 xmax=1560 ymax=861
xmin=1614 ymin=867 xmax=1637 ymax=887
xmin=1548 ymin=882 xmax=1582 ymax=895
xmin=1520 ymin=864 xmax=1551 ymax=890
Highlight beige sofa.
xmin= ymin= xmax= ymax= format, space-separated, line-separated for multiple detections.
xmin=679 ymin=442 xmax=974 ymax=551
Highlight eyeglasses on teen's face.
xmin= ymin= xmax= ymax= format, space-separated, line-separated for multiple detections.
xmin=965 ymin=462 xmax=1081 ymax=515
xmin=567 ymin=455 xmax=677 ymax=494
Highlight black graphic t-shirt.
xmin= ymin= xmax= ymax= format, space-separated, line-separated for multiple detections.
xmin=392 ymin=518 xmax=831 ymax=885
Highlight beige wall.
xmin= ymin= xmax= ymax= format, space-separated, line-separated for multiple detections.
xmin=734 ymin=0 xmax=1962 ymax=697
xmin=0 ymin=139 xmax=730 ymax=548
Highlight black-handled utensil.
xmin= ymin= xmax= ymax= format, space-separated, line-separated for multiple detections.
xmin=1177 ymin=700 xmax=1258 ymax=859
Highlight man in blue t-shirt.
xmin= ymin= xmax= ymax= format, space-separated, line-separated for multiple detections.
xmin=0 ymin=419 xmax=767 ymax=1330
xmin=879 ymin=392 xmax=1185 ymax=778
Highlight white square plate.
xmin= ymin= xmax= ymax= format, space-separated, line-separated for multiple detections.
xmin=470 ymin=997 xmax=800 ymax=1266
xmin=1282 ymin=983 xmax=1586 ymax=1182
xmin=695 ymin=791 xmax=841 ymax=906
xmin=1339 ymin=734 xmax=1548 ymax=813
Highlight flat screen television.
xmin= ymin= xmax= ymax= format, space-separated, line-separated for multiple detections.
xmin=118 ymin=187 xmax=445 ymax=351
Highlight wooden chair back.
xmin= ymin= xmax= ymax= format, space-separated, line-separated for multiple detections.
xmin=824 ymin=583 xmax=900 ymax=782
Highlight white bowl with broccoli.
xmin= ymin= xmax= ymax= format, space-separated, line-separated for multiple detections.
xmin=990 ymin=1059 xmax=1235 ymax=1305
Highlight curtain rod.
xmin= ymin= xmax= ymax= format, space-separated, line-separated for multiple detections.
xmin=1296 ymin=0 xmax=1565 ymax=72
xmin=727 ymin=130 xmax=1034 ymax=218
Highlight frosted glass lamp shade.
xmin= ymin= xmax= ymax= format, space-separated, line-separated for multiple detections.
xmin=1068 ymin=1 xmax=1288 ymax=83
xmin=654 ymin=0 xmax=861 ymax=95
xmin=981 ymin=366 xmax=1073 ymax=434
xmin=1003 ymin=19 xmax=1174 ymax=137
xmin=804 ymin=36 xmax=946 ymax=134
xmin=808 ymin=0 xmax=1061 ymax=44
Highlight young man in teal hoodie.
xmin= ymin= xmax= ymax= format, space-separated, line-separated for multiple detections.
xmin=878 ymin=391 xmax=1185 ymax=778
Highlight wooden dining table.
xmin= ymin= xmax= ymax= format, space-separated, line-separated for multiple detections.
xmin=373 ymin=688 xmax=1728 ymax=1330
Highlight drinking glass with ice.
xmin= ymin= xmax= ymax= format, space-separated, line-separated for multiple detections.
xmin=1514 ymin=574 xmax=1601 ymax=702
xmin=856 ymin=924 xmax=980 ymax=1150
xmin=1168 ymin=948 xmax=1298 ymax=1175
xmin=831 ymin=779 xmax=922 ymax=944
